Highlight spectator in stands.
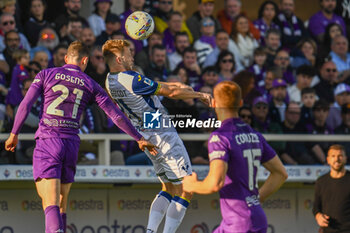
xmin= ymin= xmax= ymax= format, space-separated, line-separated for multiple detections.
xmin=172 ymin=66 xmax=188 ymax=84
xmin=135 ymin=31 xmax=163 ymax=71
xmin=251 ymin=96 xmax=285 ymax=154
xmin=85 ymin=45 xmax=108 ymax=88
xmin=304 ymin=99 xmax=332 ymax=164
xmin=24 ymin=0 xmax=50 ymax=47
xmin=186 ymin=0 xmax=220 ymax=42
xmin=274 ymin=49 xmax=295 ymax=84
xmin=280 ymin=102 xmax=313 ymax=164
xmin=60 ymin=17 xmax=83 ymax=46
xmin=153 ymin=0 xmax=193 ymax=43
xmin=259 ymin=66 xmax=283 ymax=97
xmin=315 ymin=60 xmax=339 ymax=103
xmin=291 ymin=38 xmax=318 ymax=68
xmin=230 ymin=15 xmax=258 ymax=67
xmin=32 ymin=50 xmax=48 ymax=70
xmin=264 ymin=29 xmax=281 ymax=66
xmin=313 ymin=144 xmax=350 ymax=232
xmin=335 ymin=104 xmax=350 ymax=159
xmin=217 ymin=0 xmax=260 ymax=39
xmin=88 ymin=0 xmax=112 ymax=37
xmin=248 ymin=47 xmax=267 ymax=89
xmin=238 ymin=105 xmax=252 ymax=126
xmin=269 ymin=78 xmax=288 ymax=123
xmin=0 ymin=70 xmax=7 ymax=132
xmin=233 ymin=70 xmax=260 ymax=105
xmin=144 ymin=44 xmax=169 ymax=82
xmin=54 ymin=0 xmax=88 ymax=38
xmin=308 ymin=0 xmax=346 ymax=43
xmin=168 ymin=32 xmax=189 ymax=71
xmin=329 ymin=35 xmax=350 ymax=81
xmin=194 ymin=17 xmax=216 ymax=66
xmin=336 ymin=0 xmax=350 ymax=36
xmin=175 ymin=47 xmax=201 ymax=88
xmin=275 ymin=0 xmax=308 ymax=49
xmin=163 ymin=11 xmax=191 ymax=54
xmin=194 ymin=65 xmax=219 ymax=91
xmin=27 ymin=61 xmax=41 ymax=79
xmin=216 ymin=50 xmax=235 ymax=81
xmin=300 ymin=87 xmax=316 ymax=125
xmin=119 ymin=0 xmax=146 ymax=53
xmin=5 ymin=48 xmax=29 ymax=119
xmin=80 ymin=27 xmax=96 ymax=49
xmin=0 ymin=0 xmax=22 ymax=33
xmin=95 ymin=13 xmax=121 ymax=45
xmin=318 ymin=22 xmax=344 ymax=62
xmin=0 ymin=13 xmax=30 ymax=52
xmin=253 ymin=1 xmax=279 ymax=40
xmin=196 ymin=85 xmax=216 ymax=121
xmin=2 ymin=30 xmax=20 ymax=82
xmin=48 ymin=44 xmax=67 ymax=68
xmin=30 ymin=27 xmax=59 ymax=61
xmin=288 ymin=65 xmax=315 ymax=104
xmin=327 ymin=83 xmax=350 ymax=130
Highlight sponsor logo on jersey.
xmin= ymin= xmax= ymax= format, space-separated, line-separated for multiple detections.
xmin=208 ymin=150 xmax=226 ymax=160
xmin=209 ymin=135 xmax=220 ymax=143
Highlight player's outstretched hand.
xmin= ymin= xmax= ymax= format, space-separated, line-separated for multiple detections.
xmin=5 ymin=133 xmax=18 ymax=152
xmin=182 ymin=172 xmax=198 ymax=193
xmin=199 ymin=93 xmax=213 ymax=107
xmin=137 ymin=137 xmax=158 ymax=156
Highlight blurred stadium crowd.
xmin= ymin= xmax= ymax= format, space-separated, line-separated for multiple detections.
xmin=0 ymin=0 xmax=349 ymax=166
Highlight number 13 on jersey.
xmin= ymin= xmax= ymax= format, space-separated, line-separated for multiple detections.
xmin=46 ymin=84 xmax=84 ymax=119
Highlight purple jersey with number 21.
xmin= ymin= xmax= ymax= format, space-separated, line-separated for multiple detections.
xmin=208 ymin=118 xmax=276 ymax=233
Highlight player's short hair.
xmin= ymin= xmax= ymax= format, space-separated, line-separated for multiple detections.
xmin=67 ymin=40 xmax=90 ymax=61
xmin=214 ymin=81 xmax=242 ymax=109
xmin=12 ymin=48 xmax=28 ymax=62
xmin=328 ymin=144 xmax=345 ymax=154
xmin=102 ymin=39 xmax=130 ymax=65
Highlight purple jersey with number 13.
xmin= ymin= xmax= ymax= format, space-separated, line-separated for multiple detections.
xmin=208 ymin=118 xmax=276 ymax=233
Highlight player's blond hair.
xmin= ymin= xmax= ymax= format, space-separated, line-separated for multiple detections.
xmin=213 ymin=81 xmax=242 ymax=110
xmin=102 ymin=39 xmax=130 ymax=65
xmin=67 ymin=41 xmax=90 ymax=61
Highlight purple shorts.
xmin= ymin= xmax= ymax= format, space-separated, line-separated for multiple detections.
xmin=33 ymin=138 xmax=80 ymax=183
xmin=213 ymin=227 xmax=267 ymax=233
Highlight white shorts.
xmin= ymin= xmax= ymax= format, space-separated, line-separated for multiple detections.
xmin=143 ymin=132 xmax=192 ymax=184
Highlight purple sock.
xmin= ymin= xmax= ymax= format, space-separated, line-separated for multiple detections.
xmin=61 ymin=213 xmax=67 ymax=233
xmin=44 ymin=205 xmax=63 ymax=233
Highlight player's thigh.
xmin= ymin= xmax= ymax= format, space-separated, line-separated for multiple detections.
xmin=168 ymin=183 xmax=193 ymax=200
xmin=35 ymin=178 xmax=61 ymax=210
xmin=60 ymin=183 xmax=72 ymax=213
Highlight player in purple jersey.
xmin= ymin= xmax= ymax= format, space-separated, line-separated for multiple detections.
xmin=5 ymin=41 xmax=157 ymax=233
xmin=183 ymin=81 xmax=288 ymax=233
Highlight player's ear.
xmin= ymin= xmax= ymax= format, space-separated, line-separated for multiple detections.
xmin=64 ymin=55 xmax=68 ymax=64
xmin=211 ymin=98 xmax=216 ymax=108
xmin=239 ymin=99 xmax=243 ymax=107
xmin=81 ymin=56 xmax=89 ymax=65
xmin=115 ymin=55 xmax=122 ymax=64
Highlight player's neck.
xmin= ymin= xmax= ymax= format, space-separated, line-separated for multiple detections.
xmin=330 ymin=168 xmax=346 ymax=179
xmin=216 ymin=110 xmax=239 ymax=122
xmin=109 ymin=64 xmax=126 ymax=73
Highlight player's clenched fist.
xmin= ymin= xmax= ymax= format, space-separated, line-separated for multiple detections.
xmin=315 ymin=213 xmax=329 ymax=227
xmin=137 ymin=137 xmax=158 ymax=156
xmin=182 ymin=172 xmax=198 ymax=193
xmin=5 ymin=133 xmax=18 ymax=152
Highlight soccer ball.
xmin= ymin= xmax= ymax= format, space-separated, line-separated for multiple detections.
xmin=125 ymin=11 xmax=155 ymax=40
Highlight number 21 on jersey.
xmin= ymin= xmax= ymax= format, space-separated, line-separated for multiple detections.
xmin=243 ymin=149 xmax=261 ymax=191
xmin=46 ymin=84 xmax=84 ymax=119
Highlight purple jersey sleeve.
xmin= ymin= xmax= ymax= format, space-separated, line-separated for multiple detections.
xmin=93 ymin=82 xmax=142 ymax=141
xmin=208 ymin=133 xmax=231 ymax=162
xmin=259 ymin=134 xmax=276 ymax=163
xmin=11 ymin=72 xmax=43 ymax=135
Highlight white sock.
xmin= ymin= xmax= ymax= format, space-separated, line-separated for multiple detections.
xmin=146 ymin=191 xmax=172 ymax=233
xmin=162 ymin=196 xmax=189 ymax=233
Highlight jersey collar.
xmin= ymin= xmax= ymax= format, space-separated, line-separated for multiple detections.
xmin=63 ymin=64 xmax=81 ymax=72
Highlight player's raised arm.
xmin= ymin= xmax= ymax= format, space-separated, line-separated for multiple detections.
xmin=5 ymin=73 xmax=43 ymax=152
xmin=156 ymin=82 xmax=212 ymax=106
xmin=259 ymin=156 xmax=288 ymax=202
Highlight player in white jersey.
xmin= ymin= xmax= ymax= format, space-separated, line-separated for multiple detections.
xmin=102 ymin=39 xmax=211 ymax=233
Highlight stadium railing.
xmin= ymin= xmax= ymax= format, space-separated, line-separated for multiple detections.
xmin=0 ymin=134 xmax=349 ymax=183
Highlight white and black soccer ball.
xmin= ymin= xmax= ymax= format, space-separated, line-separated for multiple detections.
xmin=125 ymin=11 xmax=155 ymax=40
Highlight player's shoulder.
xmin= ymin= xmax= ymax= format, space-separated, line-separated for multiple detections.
xmin=316 ymin=172 xmax=331 ymax=183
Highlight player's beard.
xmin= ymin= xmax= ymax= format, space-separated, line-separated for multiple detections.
xmin=122 ymin=59 xmax=134 ymax=71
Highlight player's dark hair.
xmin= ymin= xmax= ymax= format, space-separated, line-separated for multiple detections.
xmin=67 ymin=40 xmax=90 ymax=61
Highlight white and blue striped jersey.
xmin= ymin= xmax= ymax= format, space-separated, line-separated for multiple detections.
xmin=105 ymin=70 xmax=166 ymax=131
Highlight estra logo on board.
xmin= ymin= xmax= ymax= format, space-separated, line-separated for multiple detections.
xmin=69 ymin=199 xmax=104 ymax=211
